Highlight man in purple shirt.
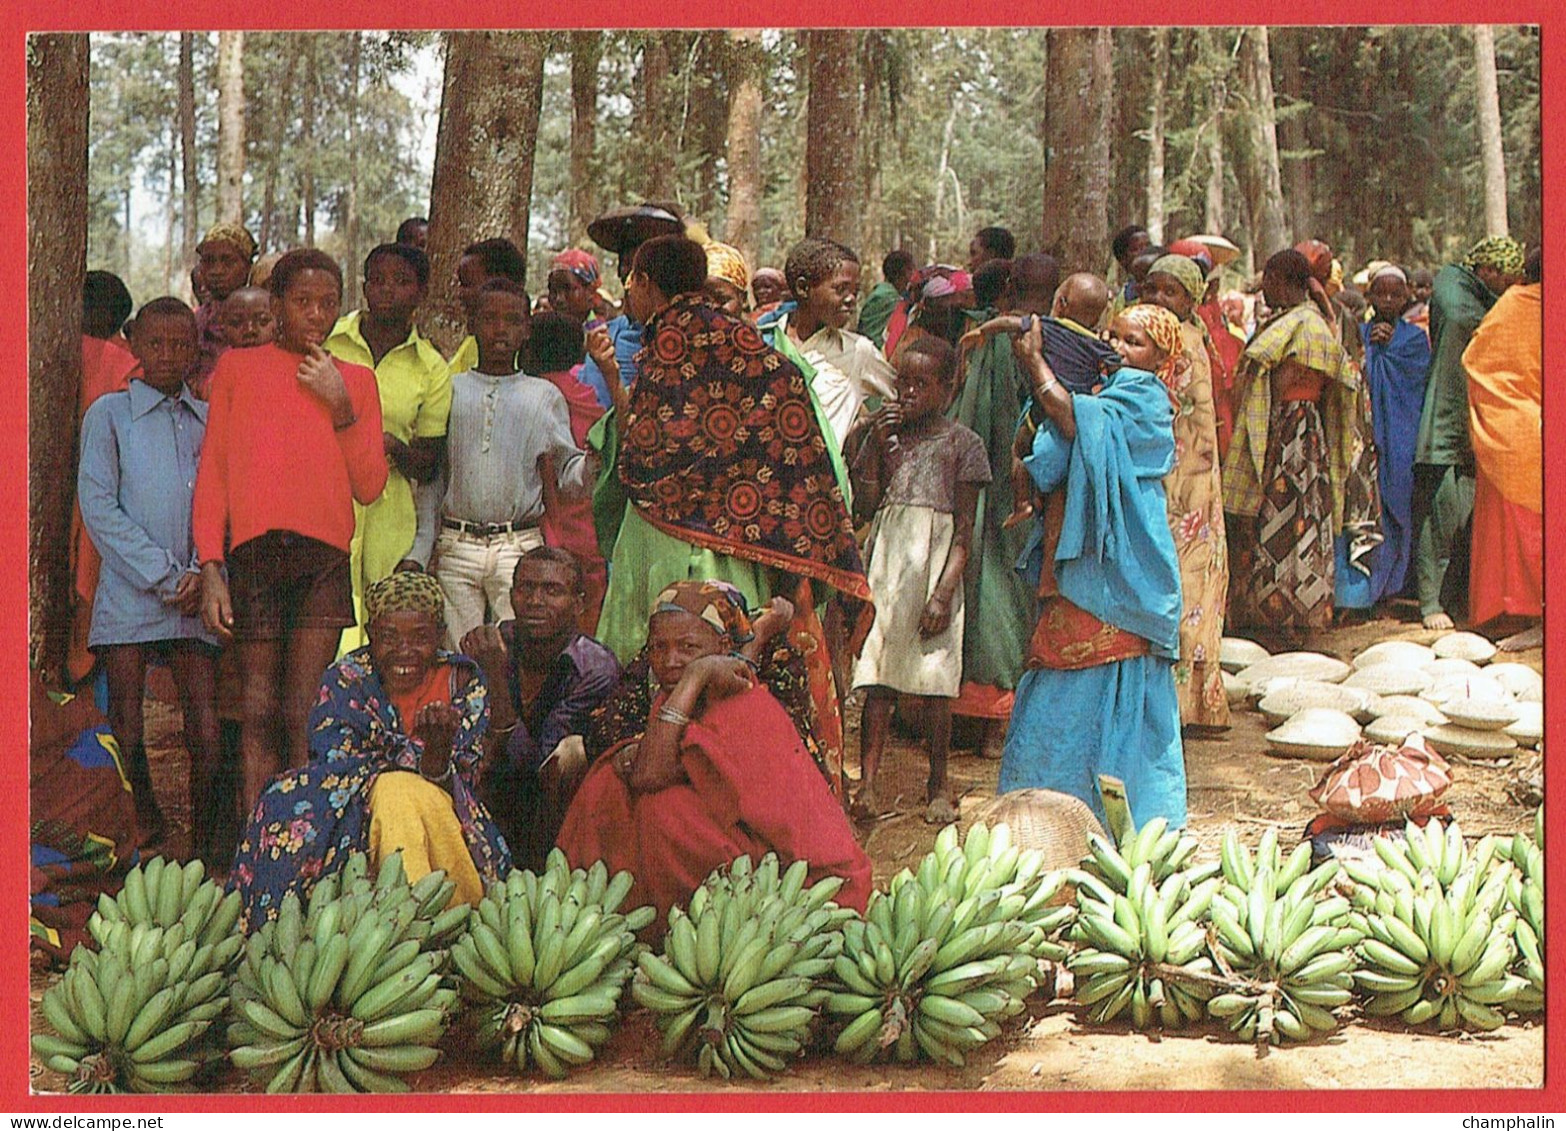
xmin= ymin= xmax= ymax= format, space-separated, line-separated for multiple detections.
xmin=462 ymin=547 xmax=621 ymax=869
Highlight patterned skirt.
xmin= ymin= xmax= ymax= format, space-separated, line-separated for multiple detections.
xmin=1231 ymin=400 xmax=1334 ymax=631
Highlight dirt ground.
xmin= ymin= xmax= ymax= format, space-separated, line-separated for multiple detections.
xmin=29 ymin=606 xmax=1545 ymax=1095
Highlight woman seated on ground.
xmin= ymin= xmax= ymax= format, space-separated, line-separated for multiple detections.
xmin=557 ymin=581 xmax=872 ymax=930
xmin=229 ymin=573 xmax=511 ymax=930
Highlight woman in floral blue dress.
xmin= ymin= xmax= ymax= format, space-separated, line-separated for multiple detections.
xmin=229 ymin=572 xmax=510 ymax=930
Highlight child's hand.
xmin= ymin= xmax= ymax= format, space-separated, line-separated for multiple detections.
xmin=1369 ymin=321 xmax=1394 ymax=346
xmin=919 ymin=592 xmax=954 ymax=639
xmin=166 ymin=570 xmax=203 ymax=615
xmin=872 ymin=401 xmax=904 ymax=446
xmin=297 ymin=346 xmax=353 ymax=424
xmin=199 ymin=563 xmax=234 ymax=642
xmin=585 ymin=326 xmax=616 ymax=372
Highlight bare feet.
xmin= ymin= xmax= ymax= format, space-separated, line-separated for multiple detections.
xmin=851 ymin=784 xmax=887 ymax=820
xmin=1423 ymin=612 xmax=1455 ymax=631
xmin=924 ymin=791 xmax=959 ymax=825
xmin=1001 ymin=505 xmax=1035 ymax=531
xmin=979 ymin=723 xmax=1007 ymax=761
xmin=1498 ymin=624 xmax=1544 ymax=652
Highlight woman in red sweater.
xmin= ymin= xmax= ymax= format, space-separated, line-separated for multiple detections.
xmin=194 ymin=248 xmax=389 ymax=817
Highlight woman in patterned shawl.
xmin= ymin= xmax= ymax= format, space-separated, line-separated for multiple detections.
xmin=595 ymin=234 xmax=871 ymax=794
xmin=1222 ymin=249 xmax=1360 ymax=634
xmin=229 ymin=572 xmax=510 ymax=930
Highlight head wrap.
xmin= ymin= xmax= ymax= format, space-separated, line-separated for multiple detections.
xmin=1370 ymin=264 xmax=1408 ymax=286
xmin=652 ymin=580 xmax=755 ymax=645
xmin=1293 ymin=239 xmax=1334 ymax=283
xmin=703 ymin=242 xmax=751 ymax=293
xmin=948 ymin=270 xmax=973 ymax=295
xmin=1464 ymin=235 xmax=1525 ymax=276
xmin=365 ymin=572 xmax=446 ymax=625
xmin=197 ymin=223 xmax=258 ymax=261
xmin=921 ymin=275 xmax=957 ymax=301
xmin=1147 ymin=255 xmax=1206 ymax=303
xmin=1118 ymin=303 xmax=1185 ymax=378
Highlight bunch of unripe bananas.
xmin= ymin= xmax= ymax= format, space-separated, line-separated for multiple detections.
xmin=33 ymin=856 xmax=242 ymax=1093
xmin=1067 ymin=826 xmax=1225 ymax=1031
xmin=1205 ymin=829 xmax=1360 ymax=1044
xmin=1346 ymin=818 xmax=1525 ymax=1032
xmin=226 ymin=852 xmax=467 ymax=1093
xmin=829 ymin=822 xmax=1066 ymax=1066
xmin=1498 ymin=808 xmax=1543 ymax=1014
xmin=452 ymin=850 xmax=654 ymax=1078
xmin=634 ymin=854 xmax=851 ymax=1080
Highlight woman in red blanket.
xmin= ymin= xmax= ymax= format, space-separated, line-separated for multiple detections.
xmin=556 ymin=581 xmax=872 ymax=930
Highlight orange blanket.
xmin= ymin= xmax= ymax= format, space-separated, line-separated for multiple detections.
xmin=1464 ymin=282 xmax=1541 ymax=513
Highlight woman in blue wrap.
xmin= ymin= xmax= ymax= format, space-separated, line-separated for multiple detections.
xmin=998 ymin=304 xmax=1186 ymax=830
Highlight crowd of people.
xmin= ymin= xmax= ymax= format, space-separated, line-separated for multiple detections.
xmin=48 ymin=198 xmax=1542 ymax=939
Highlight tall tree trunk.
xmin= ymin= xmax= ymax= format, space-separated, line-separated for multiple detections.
xmin=164 ymin=131 xmax=178 ymax=292
xmin=1242 ymin=27 xmax=1289 ymax=258
xmin=1042 ymin=28 xmax=1113 ymax=274
xmin=928 ymin=100 xmax=957 ymax=263
xmin=1204 ymin=34 xmax=1228 ymax=236
xmin=1145 ymin=28 xmax=1169 ymax=245
xmin=216 ymin=31 xmax=245 ymax=224
xmin=344 ymin=33 xmax=362 ymax=311
xmin=424 ymin=31 xmax=549 ymax=353
xmin=857 ymin=31 xmax=888 ymax=274
xmin=27 ymin=33 xmax=89 ymax=681
xmin=636 ymin=34 xmax=675 ymax=203
xmin=179 ymin=32 xmax=197 ymax=272
xmin=804 ymin=29 xmax=861 ymax=251
xmin=1271 ymin=28 xmax=1315 ymax=241
xmin=569 ymin=30 xmax=600 ymax=242
xmin=1473 ymin=24 xmax=1510 ymax=236
xmin=723 ymin=28 xmax=764 ymax=271
xmin=300 ymin=36 xmax=316 ymax=248
xmin=257 ymin=46 xmax=296 ymax=254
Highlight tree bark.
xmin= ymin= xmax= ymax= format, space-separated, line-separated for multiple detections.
xmin=929 ymin=100 xmax=957 ymax=263
xmin=300 ymin=35 xmax=316 ymax=248
xmin=636 ymin=34 xmax=675 ymax=203
xmin=179 ymin=32 xmax=197 ymax=272
xmin=1204 ymin=32 xmax=1228 ymax=237
xmin=1271 ymin=28 xmax=1315 ymax=241
xmin=216 ymin=31 xmax=245 ymax=224
xmin=344 ymin=32 xmax=362 ymax=310
xmin=569 ymin=30 xmax=600 ymax=242
xmin=1145 ymin=27 xmax=1168 ymax=245
xmin=424 ymin=31 xmax=549 ymax=354
xmin=1242 ymin=27 xmax=1289 ymax=258
xmin=723 ymin=28 xmax=764 ymax=270
xmin=804 ymin=29 xmax=861 ymax=251
xmin=27 ymin=33 xmax=89 ymax=681
xmin=1042 ymin=28 xmax=1113 ymax=274
xmin=1473 ymin=24 xmax=1510 ymax=236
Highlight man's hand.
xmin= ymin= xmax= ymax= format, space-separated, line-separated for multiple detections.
xmin=166 ymin=571 xmax=203 ymax=615
xmin=199 ymin=563 xmax=234 ymax=642
xmin=460 ymin=624 xmax=508 ymax=673
xmin=585 ymin=326 xmax=616 ymax=371
xmin=297 ymin=345 xmax=354 ymax=424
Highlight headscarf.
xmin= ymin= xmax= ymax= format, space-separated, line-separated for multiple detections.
xmin=1147 ymin=255 xmax=1206 ymax=303
xmin=1464 ymin=236 xmax=1525 ymax=277
xmin=365 ymin=571 xmax=446 ymax=625
xmin=703 ymin=242 xmax=751 ymax=294
xmin=553 ymin=248 xmax=612 ymax=301
xmin=651 ymin=580 xmax=755 ymax=645
xmin=1294 ymin=239 xmax=1334 ymax=283
xmin=1371 ymin=264 xmax=1408 ymax=286
xmin=1165 ymin=240 xmax=1216 ymax=277
xmin=1118 ymin=303 xmax=1185 ymax=384
xmin=197 ymin=223 xmax=258 ymax=261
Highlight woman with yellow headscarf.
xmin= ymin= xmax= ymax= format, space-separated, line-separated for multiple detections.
xmin=229 ymin=572 xmax=511 ymax=931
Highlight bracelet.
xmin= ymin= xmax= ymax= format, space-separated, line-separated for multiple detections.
xmin=420 ymin=760 xmax=453 ymax=784
xmin=334 ymin=414 xmax=358 ymax=432
xmin=655 ymin=705 xmax=692 ymax=727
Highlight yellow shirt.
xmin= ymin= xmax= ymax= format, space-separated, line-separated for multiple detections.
xmin=448 ymin=335 xmax=478 ymax=379
xmin=326 ymin=312 xmax=453 ymax=648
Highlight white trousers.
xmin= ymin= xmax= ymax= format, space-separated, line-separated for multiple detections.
xmin=433 ymin=525 xmax=546 ymax=650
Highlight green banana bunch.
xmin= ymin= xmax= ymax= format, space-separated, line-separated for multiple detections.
xmin=828 ymin=825 xmax=1044 ymax=1067
xmin=1082 ymin=817 xmax=1219 ymax=896
xmin=453 ymin=850 xmax=654 ymax=1078
xmin=913 ymin=822 xmax=1076 ymax=967
xmin=35 ymin=856 xmax=243 ymax=1093
xmin=1352 ymin=826 xmax=1523 ymax=1032
xmin=1341 ymin=817 xmax=1499 ymax=902
xmin=1206 ymin=852 xmax=1359 ymax=1045
xmin=227 ymin=851 xmax=466 ymax=1093
xmin=635 ymin=853 xmax=851 ymax=1080
xmin=1502 ymin=813 xmax=1544 ymax=1014
xmin=1068 ymin=858 xmax=1221 ymax=1031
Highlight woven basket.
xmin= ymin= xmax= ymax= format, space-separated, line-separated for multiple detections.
xmin=964 ymin=789 xmax=1105 ymax=903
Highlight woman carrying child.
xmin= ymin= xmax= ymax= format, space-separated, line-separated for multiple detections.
xmin=998 ymin=309 xmax=1186 ymax=831
xmin=845 ymin=337 xmax=989 ymax=823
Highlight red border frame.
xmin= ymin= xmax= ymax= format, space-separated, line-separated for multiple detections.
xmin=5 ymin=0 xmax=1561 ymax=1112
